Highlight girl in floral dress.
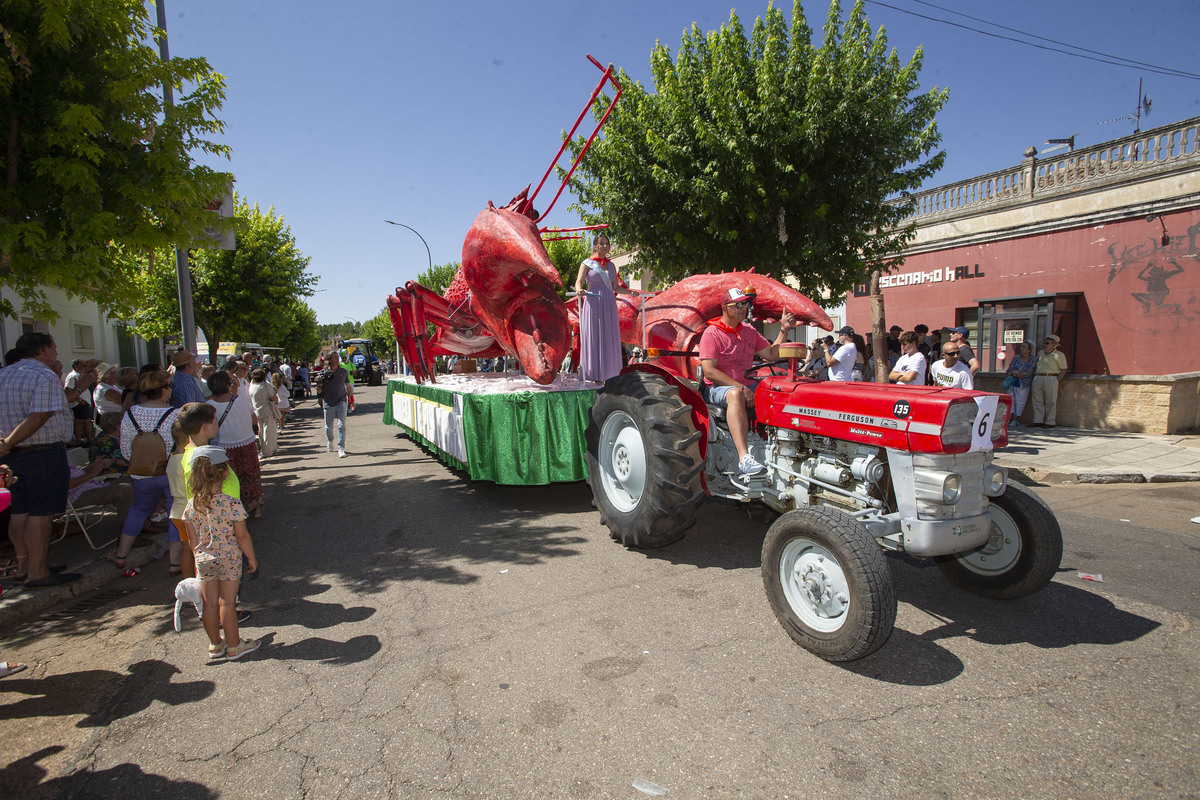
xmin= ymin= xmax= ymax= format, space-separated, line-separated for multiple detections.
xmin=184 ymin=446 xmax=260 ymax=661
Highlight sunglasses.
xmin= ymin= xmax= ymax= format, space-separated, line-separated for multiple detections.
xmin=942 ymin=352 xmax=959 ymax=358
xmin=727 ymin=300 xmax=752 ymax=309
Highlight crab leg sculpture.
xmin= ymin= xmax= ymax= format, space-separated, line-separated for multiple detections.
xmin=626 ymin=271 xmax=833 ymax=375
xmin=562 ymin=271 xmax=834 ymax=377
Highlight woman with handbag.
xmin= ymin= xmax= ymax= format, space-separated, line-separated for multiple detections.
xmin=207 ymin=370 xmax=263 ymax=518
xmin=1005 ymin=341 xmax=1037 ymax=426
xmin=248 ymin=369 xmax=280 ymax=458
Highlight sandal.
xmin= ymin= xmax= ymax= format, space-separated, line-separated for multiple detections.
xmin=0 ymin=661 xmax=28 ymax=678
xmin=106 ymin=552 xmax=127 ymax=569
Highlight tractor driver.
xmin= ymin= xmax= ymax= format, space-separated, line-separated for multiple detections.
xmin=698 ymin=287 xmax=797 ymax=476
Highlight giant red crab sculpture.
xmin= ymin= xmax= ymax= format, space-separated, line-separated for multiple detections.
xmin=388 ymin=57 xmax=833 ymax=385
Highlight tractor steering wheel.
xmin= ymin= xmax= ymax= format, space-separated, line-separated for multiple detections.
xmin=744 ymin=359 xmax=791 ymax=381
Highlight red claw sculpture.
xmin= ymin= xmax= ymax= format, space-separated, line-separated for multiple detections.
xmin=388 ymin=55 xmax=622 ymax=385
xmin=387 ymin=57 xmax=833 ymax=387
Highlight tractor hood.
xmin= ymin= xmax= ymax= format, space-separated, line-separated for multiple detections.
xmin=755 ymin=378 xmax=1011 ymax=455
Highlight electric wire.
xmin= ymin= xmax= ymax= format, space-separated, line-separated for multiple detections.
xmin=905 ymin=0 xmax=1200 ymax=79
xmin=863 ymin=0 xmax=1200 ymax=81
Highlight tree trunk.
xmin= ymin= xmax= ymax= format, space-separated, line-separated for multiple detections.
xmin=870 ymin=270 xmax=888 ymax=384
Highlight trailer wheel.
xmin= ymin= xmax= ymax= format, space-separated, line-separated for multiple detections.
xmin=586 ymin=371 xmax=704 ymax=548
xmin=935 ymin=482 xmax=1063 ymax=599
xmin=762 ymin=508 xmax=896 ymax=661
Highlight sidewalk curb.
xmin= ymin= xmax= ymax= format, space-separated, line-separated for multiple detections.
xmin=0 ymin=537 xmax=163 ymax=633
xmin=1002 ymin=465 xmax=1200 ymax=485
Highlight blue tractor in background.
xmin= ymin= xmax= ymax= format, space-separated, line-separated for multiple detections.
xmin=342 ymin=338 xmax=384 ymax=386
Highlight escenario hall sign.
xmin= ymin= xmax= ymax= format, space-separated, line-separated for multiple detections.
xmin=852 ymin=264 xmax=986 ymax=297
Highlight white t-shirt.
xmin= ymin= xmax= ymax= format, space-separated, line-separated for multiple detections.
xmin=207 ymin=394 xmax=256 ymax=448
xmin=828 ymin=343 xmax=857 ymax=382
xmin=892 ymin=351 xmax=927 ymax=385
xmin=930 ymin=359 xmax=974 ymax=390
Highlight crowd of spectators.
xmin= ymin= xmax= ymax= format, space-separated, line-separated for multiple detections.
xmin=0 ymin=333 xmax=313 ymax=590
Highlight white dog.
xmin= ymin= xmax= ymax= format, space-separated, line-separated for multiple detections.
xmin=173 ymin=577 xmax=204 ymax=633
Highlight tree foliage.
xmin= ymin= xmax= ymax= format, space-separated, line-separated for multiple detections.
xmin=543 ymin=236 xmax=592 ymax=295
xmin=566 ymin=0 xmax=948 ymax=297
xmin=0 ymin=0 xmax=233 ymax=321
xmin=362 ymin=308 xmax=395 ymax=358
xmin=134 ymin=196 xmax=315 ymax=356
xmin=274 ymin=300 xmax=323 ymax=361
xmin=416 ymin=261 xmax=460 ymax=295
xmin=316 ymin=321 xmax=360 ymax=342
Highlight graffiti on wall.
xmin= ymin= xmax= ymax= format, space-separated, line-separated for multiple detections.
xmin=1106 ymin=219 xmax=1200 ymax=334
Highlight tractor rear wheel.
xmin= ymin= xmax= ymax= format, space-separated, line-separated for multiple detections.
xmin=586 ymin=371 xmax=705 ymax=548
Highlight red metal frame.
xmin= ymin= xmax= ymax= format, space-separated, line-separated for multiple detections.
xmin=527 ymin=55 xmax=623 ymax=224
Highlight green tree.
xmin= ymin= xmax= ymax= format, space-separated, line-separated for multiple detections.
xmin=275 ymin=300 xmax=323 ymax=361
xmin=0 ymin=0 xmax=233 ymax=321
xmin=566 ymin=0 xmax=947 ymax=297
xmin=134 ymin=196 xmax=315 ymax=355
xmin=362 ymin=308 xmax=394 ymax=358
xmin=416 ymin=261 xmax=460 ymax=295
xmin=316 ymin=321 xmax=359 ymax=341
xmin=543 ymin=236 xmax=591 ymax=295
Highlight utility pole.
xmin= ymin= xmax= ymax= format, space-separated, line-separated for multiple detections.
xmin=155 ymin=0 xmax=197 ymax=355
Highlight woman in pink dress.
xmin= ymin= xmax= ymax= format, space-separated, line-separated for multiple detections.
xmin=574 ymin=233 xmax=634 ymax=383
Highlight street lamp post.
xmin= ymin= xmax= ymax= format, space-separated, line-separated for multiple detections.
xmin=155 ymin=0 xmax=197 ymax=355
xmin=384 ymin=221 xmax=434 ymax=377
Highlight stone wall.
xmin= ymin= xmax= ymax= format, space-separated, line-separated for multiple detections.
xmin=976 ymin=372 xmax=1200 ymax=434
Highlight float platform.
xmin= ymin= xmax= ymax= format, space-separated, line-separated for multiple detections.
xmin=383 ymin=374 xmax=600 ymax=485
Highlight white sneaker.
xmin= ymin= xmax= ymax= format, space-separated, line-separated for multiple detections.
xmin=738 ymin=454 xmax=766 ymax=476
xmin=326 ymin=441 xmax=332 ymax=452
xmin=338 ymin=448 xmax=346 ymax=459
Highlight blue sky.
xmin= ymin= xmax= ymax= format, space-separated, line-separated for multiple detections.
xmin=163 ymin=0 xmax=1200 ymax=327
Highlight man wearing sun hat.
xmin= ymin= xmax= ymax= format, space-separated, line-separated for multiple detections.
xmin=170 ymin=349 xmax=208 ymax=408
xmin=1030 ymin=333 xmax=1068 ymax=428
xmin=698 ymin=285 xmax=797 ymax=476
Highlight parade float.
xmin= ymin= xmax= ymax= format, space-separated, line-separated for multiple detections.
xmin=383 ymin=56 xmax=1062 ymax=661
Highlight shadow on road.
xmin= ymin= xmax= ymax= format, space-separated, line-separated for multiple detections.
xmin=0 ymin=659 xmax=214 ymax=726
xmin=623 ymin=499 xmax=1162 ymax=687
xmin=843 ymin=555 xmax=1162 ymax=686
xmin=1 ymin=746 xmax=216 ymax=800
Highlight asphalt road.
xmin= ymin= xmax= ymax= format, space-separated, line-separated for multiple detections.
xmin=1 ymin=382 xmax=1197 ymax=799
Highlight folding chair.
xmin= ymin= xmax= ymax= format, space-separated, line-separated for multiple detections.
xmin=56 ymin=448 xmax=120 ymax=550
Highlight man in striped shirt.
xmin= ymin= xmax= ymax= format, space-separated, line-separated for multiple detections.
xmin=0 ymin=333 xmax=82 ymax=587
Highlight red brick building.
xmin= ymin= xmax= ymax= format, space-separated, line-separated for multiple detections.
xmin=845 ymin=117 xmax=1200 ymax=433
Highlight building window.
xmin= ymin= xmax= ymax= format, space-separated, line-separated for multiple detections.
xmin=72 ymin=323 xmax=95 ymax=353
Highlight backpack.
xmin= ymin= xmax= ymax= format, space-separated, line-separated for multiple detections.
xmin=127 ymin=408 xmax=174 ymax=477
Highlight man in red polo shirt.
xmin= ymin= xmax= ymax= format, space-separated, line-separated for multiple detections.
xmin=698 ymin=287 xmax=797 ymax=476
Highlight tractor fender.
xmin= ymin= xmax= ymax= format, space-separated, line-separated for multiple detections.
xmin=618 ymin=363 xmax=710 ymax=460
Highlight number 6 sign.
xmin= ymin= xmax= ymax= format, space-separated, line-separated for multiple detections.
xmin=969 ymin=395 xmax=1000 ymax=452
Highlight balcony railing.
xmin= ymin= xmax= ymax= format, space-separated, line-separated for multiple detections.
xmin=902 ymin=116 xmax=1200 ymax=223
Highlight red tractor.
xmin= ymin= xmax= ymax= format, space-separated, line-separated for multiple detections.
xmin=585 ymin=348 xmax=1062 ymax=661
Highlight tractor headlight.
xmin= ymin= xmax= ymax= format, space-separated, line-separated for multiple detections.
xmin=984 ymin=466 xmax=1007 ymax=497
xmin=914 ymin=469 xmax=963 ymax=505
xmin=992 ymin=399 xmax=1011 ymax=440
xmin=942 ymin=473 xmax=962 ymax=504
xmin=940 ymin=401 xmax=976 ymax=448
